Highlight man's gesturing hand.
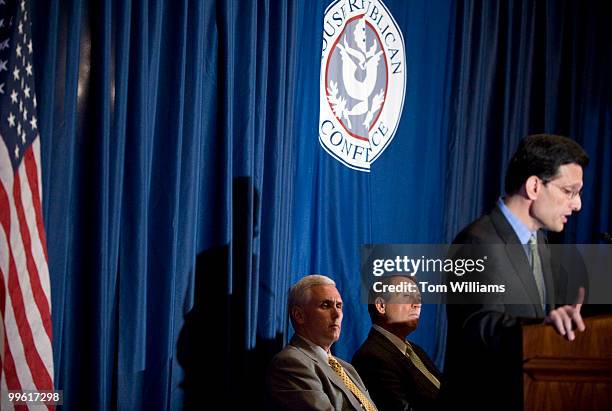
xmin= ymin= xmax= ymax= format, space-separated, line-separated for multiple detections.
xmin=544 ymin=287 xmax=586 ymax=341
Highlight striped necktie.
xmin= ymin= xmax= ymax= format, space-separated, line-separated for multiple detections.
xmin=328 ymin=355 xmax=377 ymax=411
xmin=405 ymin=343 xmax=440 ymax=389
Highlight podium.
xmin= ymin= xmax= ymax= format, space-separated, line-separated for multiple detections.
xmin=522 ymin=315 xmax=612 ymax=411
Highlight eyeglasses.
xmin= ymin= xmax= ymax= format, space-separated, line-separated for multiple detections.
xmin=542 ymin=180 xmax=583 ymax=200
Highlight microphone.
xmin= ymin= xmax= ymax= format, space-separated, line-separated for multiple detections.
xmin=600 ymin=232 xmax=612 ymax=244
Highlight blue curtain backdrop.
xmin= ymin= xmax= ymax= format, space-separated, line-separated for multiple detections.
xmin=445 ymin=0 xmax=612 ymax=243
xmin=26 ymin=0 xmax=611 ymax=409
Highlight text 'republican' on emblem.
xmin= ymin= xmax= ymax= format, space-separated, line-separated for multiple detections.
xmin=319 ymin=0 xmax=406 ymax=172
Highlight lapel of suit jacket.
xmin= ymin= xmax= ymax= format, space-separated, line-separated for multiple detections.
xmin=490 ymin=206 xmax=546 ymax=316
xmin=290 ymin=335 xmax=365 ymax=410
xmin=369 ymin=328 xmax=408 ymax=365
xmin=370 ymin=328 xmax=438 ymax=381
xmin=368 ymin=328 xmax=427 ymax=383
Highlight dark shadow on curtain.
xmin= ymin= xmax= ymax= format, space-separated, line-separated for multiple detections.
xmin=177 ymin=177 xmax=285 ymax=410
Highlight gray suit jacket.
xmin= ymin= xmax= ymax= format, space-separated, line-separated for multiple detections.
xmin=267 ymin=334 xmax=375 ymax=410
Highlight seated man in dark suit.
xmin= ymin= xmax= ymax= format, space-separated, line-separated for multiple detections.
xmin=352 ymin=275 xmax=441 ymax=411
xmin=444 ymin=134 xmax=589 ymax=410
xmin=267 ymin=274 xmax=377 ymax=410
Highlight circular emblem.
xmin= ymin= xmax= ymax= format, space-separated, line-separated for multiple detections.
xmin=319 ymin=0 xmax=406 ymax=172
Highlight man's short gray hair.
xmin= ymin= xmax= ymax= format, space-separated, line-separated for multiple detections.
xmin=288 ymin=274 xmax=336 ymax=308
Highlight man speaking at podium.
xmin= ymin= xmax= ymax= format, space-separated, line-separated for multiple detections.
xmin=443 ymin=134 xmax=589 ymax=410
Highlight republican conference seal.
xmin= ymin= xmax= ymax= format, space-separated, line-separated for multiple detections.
xmin=319 ymin=0 xmax=406 ymax=172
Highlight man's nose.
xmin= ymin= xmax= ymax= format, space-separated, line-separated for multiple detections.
xmin=571 ymin=194 xmax=582 ymax=211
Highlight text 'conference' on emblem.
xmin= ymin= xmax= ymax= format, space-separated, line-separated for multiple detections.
xmin=319 ymin=0 xmax=406 ymax=172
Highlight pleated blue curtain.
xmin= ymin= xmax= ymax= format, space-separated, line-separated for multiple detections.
xmin=31 ymin=0 xmax=298 ymax=409
xmin=444 ymin=0 xmax=612 ymax=243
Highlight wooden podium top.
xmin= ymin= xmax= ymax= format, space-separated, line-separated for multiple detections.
xmin=522 ymin=314 xmax=612 ymax=359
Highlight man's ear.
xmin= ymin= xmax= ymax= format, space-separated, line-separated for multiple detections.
xmin=291 ymin=305 xmax=305 ymax=325
xmin=525 ymin=175 xmax=541 ymax=200
xmin=374 ymin=297 xmax=386 ymax=315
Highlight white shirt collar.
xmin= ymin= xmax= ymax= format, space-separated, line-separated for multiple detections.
xmin=295 ymin=334 xmax=331 ymax=363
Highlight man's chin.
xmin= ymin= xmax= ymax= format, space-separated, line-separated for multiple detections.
xmin=329 ymin=330 xmax=341 ymax=341
xmin=406 ymin=318 xmax=419 ymax=329
xmin=546 ymin=222 xmax=565 ymax=232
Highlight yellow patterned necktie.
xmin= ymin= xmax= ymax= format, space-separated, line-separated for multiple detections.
xmin=405 ymin=343 xmax=440 ymax=389
xmin=328 ymin=355 xmax=377 ymax=411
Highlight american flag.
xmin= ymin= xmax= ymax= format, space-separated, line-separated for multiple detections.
xmin=0 ymin=0 xmax=54 ymax=406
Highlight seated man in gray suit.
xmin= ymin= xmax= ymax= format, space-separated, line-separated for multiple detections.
xmin=267 ymin=274 xmax=377 ymax=410
xmin=353 ymin=275 xmax=441 ymax=411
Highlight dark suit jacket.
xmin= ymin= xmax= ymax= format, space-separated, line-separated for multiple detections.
xmin=443 ymin=205 xmax=562 ymax=411
xmin=267 ymin=335 xmax=376 ymax=411
xmin=352 ymin=328 xmax=440 ymax=411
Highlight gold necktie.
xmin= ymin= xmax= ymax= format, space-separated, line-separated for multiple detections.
xmin=328 ymin=355 xmax=377 ymax=411
xmin=405 ymin=343 xmax=440 ymax=389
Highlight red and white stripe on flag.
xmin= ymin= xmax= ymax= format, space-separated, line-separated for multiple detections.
xmin=1 ymin=0 xmax=55 ymax=408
